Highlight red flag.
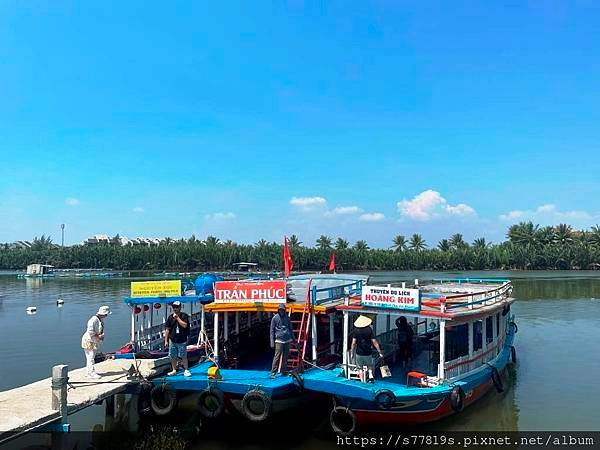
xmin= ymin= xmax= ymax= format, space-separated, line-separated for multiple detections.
xmin=283 ymin=236 xmax=294 ymax=277
xmin=328 ymin=252 xmax=336 ymax=272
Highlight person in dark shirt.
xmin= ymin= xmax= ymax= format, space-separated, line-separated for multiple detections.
xmin=270 ymin=303 xmax=293 ymax=378
xmin=164 ymin=301 xmax=191 ymax=377
xmin=351 ymin=315 xmax=383 ymax=382
xmin=395 ymin=316 xmax=414 ymax=369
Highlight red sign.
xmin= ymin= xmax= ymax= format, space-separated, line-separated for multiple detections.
xmin=214 ymin=280 xmax=287 ymax=304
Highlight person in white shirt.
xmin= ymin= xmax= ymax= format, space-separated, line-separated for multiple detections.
xmin=81 ymin=306 xmax=111 ymax=379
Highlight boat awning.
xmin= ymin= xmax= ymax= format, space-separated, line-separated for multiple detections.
xmin=124 ymin=294 xmax=214 ymax=305
xmin=204 ymin=301 xmax=338 ymax=314
xmin=335 ymin=304 xmax=455 ymax=320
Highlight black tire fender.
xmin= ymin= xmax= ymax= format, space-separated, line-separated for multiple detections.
xmin=197 ymin=387 xmax=225 ymax=419
xmin=490 ymin=366 xmax=504 ymax=393
xmin=510 ymin=346 xmax=517 ymax=364
xmin=510 ymin=321 xmax=518 ymax=334
xmin=330 ymin=406 xmax=357 ymax=436
xmin=374 ymin=389 xmax=396 ymax=410
xmin=241 ymin=389 xmax=272 ymax=422
xmin=450 ymin=386 xmax=465 ymax=413
xmin=150 ymin=384 xmax=177 ymax=416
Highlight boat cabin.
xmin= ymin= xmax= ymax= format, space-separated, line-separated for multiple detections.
xmin=203 ymin=275 xmax=368 ymax=372
xmin=336 ymin=278 xmax=514 ymax=384
xmin=26 ymin=264 xmax=54 ymax=276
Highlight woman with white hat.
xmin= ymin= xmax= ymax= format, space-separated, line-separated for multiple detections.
xmin=351 ymin=315 xmax=384 ymax=383
xmin=81 ymin=305 xmax=111 ymax=379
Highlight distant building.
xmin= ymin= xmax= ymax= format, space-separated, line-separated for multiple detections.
xmin=9 ymin=241 xmax=32 ymax=250
xmin=84 ymin=234 xmax=170 ymax=246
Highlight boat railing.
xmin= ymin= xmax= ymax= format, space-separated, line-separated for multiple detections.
xmin=444 ymin=281 xmax=512 ymax=311
xmin=310 ymin=279 xmax=364 ymax=306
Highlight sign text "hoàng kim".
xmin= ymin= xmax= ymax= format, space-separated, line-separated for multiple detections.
xmin=361 ymin=285 xmax=421 ymax=311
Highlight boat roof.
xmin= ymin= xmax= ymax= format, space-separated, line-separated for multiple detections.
xmin=205 ymin=274 xmax=368 ymax=314
xmin=337 ymin=278 xmax=513 ymax=321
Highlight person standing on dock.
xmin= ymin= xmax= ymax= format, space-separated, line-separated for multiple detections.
xmin=351 ymin=315 xmax=384 ymax=383
xmin=81 ymin=305 xmax=111 ymax=379
xmin=270 ymin=303 xmax=293 ymax=378
xmin=164 ymin=301 xmax=192 ymax=377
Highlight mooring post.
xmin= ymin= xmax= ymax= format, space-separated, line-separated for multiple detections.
xmin=51 ymin=365 xmax=68 ymax=423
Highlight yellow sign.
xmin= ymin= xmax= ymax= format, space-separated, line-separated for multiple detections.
xmin=131 ymin=280 xmax=182 ymax=298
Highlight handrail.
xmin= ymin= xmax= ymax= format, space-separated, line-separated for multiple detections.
xmin=445 ymin=290 xmax=509 ymax=310
xmin=443 ymin=282 xmax=511 ymax=300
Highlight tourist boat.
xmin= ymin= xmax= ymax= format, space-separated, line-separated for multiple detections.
xmin=300 ymin=278 xmax=517 ymax=434
xmin=146 ymin=274 xmax=369 ymax=422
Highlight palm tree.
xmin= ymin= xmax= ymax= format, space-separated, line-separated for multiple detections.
xmin=507 ymin=222 xmax=539 ymax=246
xmin=316 ymin=235 xmax=333 ymax=249
xmin=450 ymin=233 xmax=467 ymax=250
xmin=204 ymin=235 xmax=221 ymax=246
xmin=409 ymin=234 xmax=427 ymax=251
xmin=437 ymin=239 xmax=451 ymax=252
xmin=589 ymin=225 xmax=600 ymax=248
xmin=353 ymin=240 xmax=369 ymax=251
xmin=188 ymin=234 xmax=197 ymax=243
xmin=553 ymin=224 xmax=574 ymax=245
xmin=288 ymin=234 xmax=302 ymax=248
xmin=536 ymin=226 xmax=555 ymax=247
xmin=391 ymin=235 xmax=407 ymax=252
xmin=255 ymin=239 xmax=268 ymax=248
xmin=31 ymin=235 xmax=53 ymax=251
xmin=163 ymin=237 xmax=174 ymax=245
xmin=472 ymin=237 xmax=488 ymax=249
xmin=334 ymin=238 xmax=349 ymax=250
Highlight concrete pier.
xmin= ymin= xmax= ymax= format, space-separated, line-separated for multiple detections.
xmin=0 ymin=358 xmax=169 ymax=443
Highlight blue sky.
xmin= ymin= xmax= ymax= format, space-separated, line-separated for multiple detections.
xmin=1 ymin=1 xmax=599 ymax=248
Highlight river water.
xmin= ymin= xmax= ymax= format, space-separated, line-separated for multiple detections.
xmin=1 ymin=271 xmax=599 ymax=448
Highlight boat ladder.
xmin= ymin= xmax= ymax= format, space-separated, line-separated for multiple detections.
xmin=287 ymin=281 xmax=312 ymax=371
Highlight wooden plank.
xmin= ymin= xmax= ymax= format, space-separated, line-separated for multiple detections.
xmin=0 ymin=358 xmax=167 ymax=442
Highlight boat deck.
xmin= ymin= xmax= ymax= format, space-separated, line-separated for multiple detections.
xmin=155 ymin=361 xmax=298 ymax=396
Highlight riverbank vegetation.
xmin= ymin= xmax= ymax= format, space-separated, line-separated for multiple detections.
xmin=1 ymin=222 xmax=600 ymax=271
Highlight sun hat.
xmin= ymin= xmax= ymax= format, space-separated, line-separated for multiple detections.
xmin=172 ymin=301 xmax=182 ymax=307
xmin=354 ymin=315 xmax=372 ymax=328
xmin=97 ymin=305 xmax=112 ymax=316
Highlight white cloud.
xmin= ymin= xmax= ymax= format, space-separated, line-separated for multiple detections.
xmin=205 ymin=212 xmax=236 ymax=220
xmin=499 ymin=203 xmax=593 ymax=222
xmin=397 ymin=190 xmax=476 ymax=221
xmin=290 ymin=196 xmax=327 ymax=207
xmin=332 ymin=206 xmax=362 ymax=215
xmin=499 ymin=210 xmax=525 ymax=221
xmin=359 ymin=212 xmax=385 ymax=222
xmin=132 ymin=206 xmax=145 ymax=213
xmin=65 ymin=197 xmax=80 ymax=206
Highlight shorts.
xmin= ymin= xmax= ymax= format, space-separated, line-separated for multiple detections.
xmin=168 ymin=342 xmax=187 ymax=359
xmin=355 ymin=354 xmax=374 ymax=370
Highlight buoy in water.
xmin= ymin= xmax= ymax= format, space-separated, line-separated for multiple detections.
xmin=57 ymin=298 xmax=64 ymax=306
xmin=26 ymin=306 xmax=37 ymax=314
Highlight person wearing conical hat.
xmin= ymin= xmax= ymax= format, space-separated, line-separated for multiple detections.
xmin=351 ymin=315 xmax=383 ymax=383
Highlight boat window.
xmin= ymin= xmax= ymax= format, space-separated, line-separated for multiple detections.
xmin=496 ymin=313 xmax=500 ymax=338
xmin=486 ymin=316 xmax=494 ymax=344
xmin=473 ymin=320 xmax=483 ymax=351
xmin=446 ymin=323 xmax=469 ymax=360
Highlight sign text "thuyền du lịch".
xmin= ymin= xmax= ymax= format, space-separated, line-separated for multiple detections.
xmin=214 ymin=280 xmax=287 ymax=304
xmin=361 ymin=285 xmax=421 ymax=311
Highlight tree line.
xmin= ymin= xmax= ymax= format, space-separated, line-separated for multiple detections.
xmin=1 ymin=222 xmax=600 ymax=271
